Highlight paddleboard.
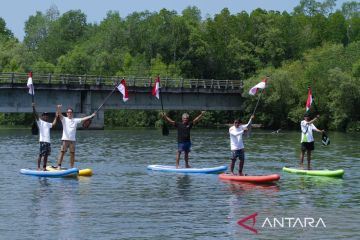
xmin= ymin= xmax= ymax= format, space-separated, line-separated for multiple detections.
xmin=20 ymin=168 xmax=79 ymax=177
xmin=282 ymin=167 xmax=344 ymax=177
xmin=46 ymin=166 xmax=93 ymax=176
xmin=147 ymin=165 xmax=227 ymax=174
xmin=219 ymin=173 xmax=280 ymax=183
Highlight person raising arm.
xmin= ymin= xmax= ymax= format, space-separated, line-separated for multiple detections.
xmin=162 ymin=111 xmax=206 ymax=168
xmin=56 ymin=105 xmax=95 ymax=169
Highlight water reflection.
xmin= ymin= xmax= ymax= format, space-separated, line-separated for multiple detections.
xmin=220 ymin=180 xmax=280 ymax=194
xmin=175 ymin=174 xmax=192 ymax=197
xmin=283 ymin=174 xmax=344 ymax=190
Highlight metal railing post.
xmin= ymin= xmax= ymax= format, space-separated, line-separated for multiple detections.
xmin=11 ymin=72 xmax=15 ymax=84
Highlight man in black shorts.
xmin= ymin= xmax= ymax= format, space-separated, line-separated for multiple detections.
xmin=300 ymin=112 xmax=324 ymax=169
xmin=162 ymin=111 xmax=205 ymax=168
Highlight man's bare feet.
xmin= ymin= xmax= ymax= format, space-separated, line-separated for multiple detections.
xmin=185 ymin=164 xmax=191 ymax=168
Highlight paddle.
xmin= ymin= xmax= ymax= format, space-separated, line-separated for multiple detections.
xmin=31 ymin=120 xmax=39 ymax=135
xmin=154 ymin=76 xmax=169 ymax=136
xmin=28 ymin=72 xmax=38 ymax=135
xmin=31 ymin=98 xmax=40 ymax=135
xmin=82 ymin=84 xmax=119 ymax=128
xmin=309 ymin=87 xmax=330 ymax=146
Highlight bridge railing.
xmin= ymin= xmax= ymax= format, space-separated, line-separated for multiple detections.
xmin=0 ymin=72 xmax=244 ymax=90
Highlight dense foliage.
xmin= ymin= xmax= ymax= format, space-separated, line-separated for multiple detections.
xmin=0 ymin=0 xmax=359 ymax=131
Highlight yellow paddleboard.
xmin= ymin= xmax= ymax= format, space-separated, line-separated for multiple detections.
xmin=79 ymin=168 xmax=93 ymax=176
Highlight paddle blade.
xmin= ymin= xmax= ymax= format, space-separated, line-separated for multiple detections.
xmin=82 ymin=119 xmax=92 ymax=129
xmin=162 ymin=120 xmax=169 ymax=136
xmin=31 ymin=121 xmax=39 ymax=135
xmin=322 ymin=132 xmax=330 ymax=146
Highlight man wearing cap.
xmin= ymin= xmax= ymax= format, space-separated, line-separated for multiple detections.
xmin=229 ymin=115 xmax=254 ymax=175
xmin=300 ymin=112 xmax=324 ymax=170
xmin=32 ymin=103 xmax=60 ymax=171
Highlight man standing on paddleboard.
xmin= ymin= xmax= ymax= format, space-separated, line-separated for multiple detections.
xmin=162 ymin=111 xmax=206 ymax=168
xmin=32 ymin=103 xmax=59 ymax=171
xmin=300 ymin=112 xmax=324 ymax=170
xmin=229 ymin=115 xmax=254 ymax=176
xmin=56 ymin=105 xmax=96 ymax=169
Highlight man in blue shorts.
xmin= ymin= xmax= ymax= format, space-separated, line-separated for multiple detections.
xmin=162 ymin=111 xmax=205 ymax=168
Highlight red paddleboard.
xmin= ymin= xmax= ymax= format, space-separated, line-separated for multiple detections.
xmin=219 ymin=173 xmax=280 ymax=183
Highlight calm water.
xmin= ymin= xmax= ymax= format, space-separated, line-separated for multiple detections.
xmin=0 ymin=128 xmax=359 ymax=240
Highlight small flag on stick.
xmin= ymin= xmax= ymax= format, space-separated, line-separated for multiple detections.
xmin=117 ymin=79 xmax=129 ymax=102
xmin=27 ymin=72 xmax=35 ymax=95
xmin=152 ymin=77 xmax=160 ymax=99
xmin=249 ymin=79 xmax=267 ymax=95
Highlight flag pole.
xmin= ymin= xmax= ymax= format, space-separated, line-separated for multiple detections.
xmin=251 ymin=88 xmax=264 ymax=116
xmin=82 ymin=83 xmax=119 ymax=128
xmin=246 ymin=77 xmax=268 ymax=137
xmin=28 ymin=71 xmax=38 ymax=135
xmin=251 ymin=76 xmax=268 ymax=116
xmin=95 ymin=84 xmax=119 ymax=114
xmin=159 ymin=77 xmax=165 ymax=113
xmin=157 ymin=76 xmax=169 ymax=136
xmin=31 ymin=90 xmax=34 ymax=103
xmin=308 ymin=86 xmax=319 ymax=115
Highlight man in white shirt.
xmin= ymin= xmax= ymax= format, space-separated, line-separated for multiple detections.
xmin=56 ymin=105 xmax=96 ymax=169
xmin=229 ymin=115 xmax=254 ymax=175
xmin=32 ymin=103 xmax=59 ymax=171
xmin=300 ymin=112 xmax=324 ymax=169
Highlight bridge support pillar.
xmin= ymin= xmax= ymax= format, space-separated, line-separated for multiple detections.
xmin=79 ymin=91 xmax=104 ymax=129
xmin=89 ymin=109 xmax=104 ymax=129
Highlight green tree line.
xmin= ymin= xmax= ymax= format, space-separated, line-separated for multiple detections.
xmin=0 ymin=0 xmax=359 ymax=131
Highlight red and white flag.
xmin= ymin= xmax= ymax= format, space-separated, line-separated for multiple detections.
xmin=27 ymin=71 xmax=35 ymax=95
xmin=249 ymin=78 xmax=267 ymax=95
xmin=306 ymin=87 xmax=313 ymax=111
xmin=117 ymin=79 xmax=129 ymax=102
xmin=152 ymin=77 xmax=160 ymax=99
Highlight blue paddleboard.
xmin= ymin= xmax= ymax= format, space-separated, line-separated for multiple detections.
xmin=20 ymin=168 xmax=79 ymax=177
xmin=147 ymin=165 xmax=227 ymax=174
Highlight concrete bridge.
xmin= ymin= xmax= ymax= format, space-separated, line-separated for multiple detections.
xmin=0 ymin=72 xmax=244 ymax=128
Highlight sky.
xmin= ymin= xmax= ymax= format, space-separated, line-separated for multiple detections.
xmin=0 ymin=0 xmax=350 ymax=41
